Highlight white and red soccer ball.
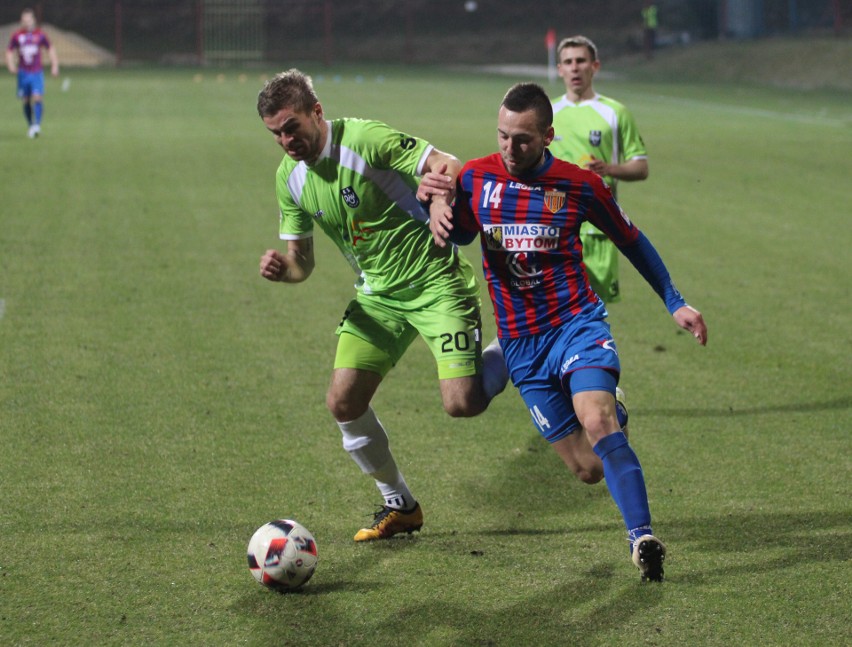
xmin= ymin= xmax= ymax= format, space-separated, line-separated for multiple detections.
xmin=247 ymin=519 xmax=318 ymax=591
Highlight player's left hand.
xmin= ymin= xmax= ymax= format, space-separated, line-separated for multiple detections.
xmin=417 ymin=163 xmax=454 ymax=203
xmin=673 ymin=305 xmax=708 ymax=346
xmin=428 ymin=201 xmax=455 ymax=248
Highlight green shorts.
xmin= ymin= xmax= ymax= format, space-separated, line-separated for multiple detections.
xmin=333 ymin=256 xmax=483 ymax=380
xmin=581 ymin=223 xmax=621 ymax=304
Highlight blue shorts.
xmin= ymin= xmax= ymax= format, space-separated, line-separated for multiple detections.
xmin=502 ymin=314 xmax=620 ymax=443
xmin=17 ymin=71 xmax=45 ymax=99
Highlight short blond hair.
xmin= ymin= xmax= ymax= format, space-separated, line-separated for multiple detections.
xmin=257 ymin=68 xmax=319 ymax=118
xmin=556 ymin=35 xmax=598 ymax=62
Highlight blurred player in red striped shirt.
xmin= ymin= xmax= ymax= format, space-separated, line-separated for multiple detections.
xmin=6 ymin=8 xmax=59 ymax=138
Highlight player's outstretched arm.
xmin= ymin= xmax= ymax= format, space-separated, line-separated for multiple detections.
xmin=259 ymin=238 xmax=315 ymax=283
xmin=616 ymin=232 xmax=707 ymax=346
xmin=672 ymin=305 xmax=708 ymax=346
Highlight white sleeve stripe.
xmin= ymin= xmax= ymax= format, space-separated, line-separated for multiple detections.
xmin=588 ymin=100 xmax=621 ymax=163
xmin=286 ymin=162 xmax=309 ymax=208
xmin=279 ymin=232 xmax=313 ymax=241
xmin=335 ymin=143 xmax=430 ymax=223
xmin=415 ymin=144 xmax=434 ymax=177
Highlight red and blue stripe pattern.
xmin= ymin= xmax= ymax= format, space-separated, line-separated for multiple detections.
xmin=454 ymin=151 xmax=639 ymax=338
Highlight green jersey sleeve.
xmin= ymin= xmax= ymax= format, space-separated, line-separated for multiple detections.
xmin=613 ymin=101 xmax=647 ymax=162
xmin=344 ymin=119 xmax=431 ymax=178
xmin=276 ymin=163 xmax=314 ymax=240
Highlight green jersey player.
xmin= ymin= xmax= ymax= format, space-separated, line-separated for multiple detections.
xmin=550 ymin=35 xmax=650 ymax=303
xmin=256 ymin=69 xmax=507 ymax=542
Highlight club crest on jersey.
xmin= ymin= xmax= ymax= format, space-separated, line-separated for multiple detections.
xmin=544 ymin=190 xmax=566 ymax=214
xmin=341 ymin=186 xmax=360 ymax=208
xmin=589 ymin=130 xmax=602 ymax=147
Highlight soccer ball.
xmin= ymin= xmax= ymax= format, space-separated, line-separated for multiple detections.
xmin=247 ymin=519 xmax=318 ymax=591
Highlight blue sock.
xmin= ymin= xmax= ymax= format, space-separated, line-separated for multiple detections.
xmin=34 ymin=102 xmax=43 ymax=125
xmin=24 ymin=102 xmax=32 ymax=125
xmin=593 ymin=431 xmax=652 ymax=544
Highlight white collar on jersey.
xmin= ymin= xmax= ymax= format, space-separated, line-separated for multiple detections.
xmin=314 ymin=120 xmax=334 ymax=163
xmin=562 ymin=92 xmax=601 ymax=107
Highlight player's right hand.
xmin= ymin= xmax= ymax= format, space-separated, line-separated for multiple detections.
xmin=259 ymin=249 xmax=287 ymax=281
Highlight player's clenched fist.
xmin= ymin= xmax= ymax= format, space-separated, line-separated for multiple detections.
xmin=260 ymin=249 xmax=287 ymax=281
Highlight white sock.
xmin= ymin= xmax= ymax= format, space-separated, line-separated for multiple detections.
xmin=371 ymin=460 xmax=415 ymax=510
xmin=338 ymin=407 xmax=414 ymax=510
xmin=481 ymin=337 xmax=509 ymax=400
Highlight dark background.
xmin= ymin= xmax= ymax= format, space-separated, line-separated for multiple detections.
xmin=0 ymin=0 xmax=846 ymax=65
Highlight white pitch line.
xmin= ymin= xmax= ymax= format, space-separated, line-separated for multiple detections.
xmin=460 ymin=64 xmax=850 ymax=128
xmin=637 ymin=92 xmax=851 ymax=128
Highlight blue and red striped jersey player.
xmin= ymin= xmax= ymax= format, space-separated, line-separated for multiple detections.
xmin=5 ymin=8 xmax=60 ymax=138
xmin=419 ymin=82 xmax=707 ymax=582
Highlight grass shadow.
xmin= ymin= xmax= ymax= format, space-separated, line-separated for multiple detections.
xmin=466 ymin=433 xmax=611 ymax=517
xmin=641 ymin=396 xmax=852 ymax=418
xmin=382 ymin=564 xmax=665 ymax=645
xmin=664 ymin=508 xmax=851 ymax=583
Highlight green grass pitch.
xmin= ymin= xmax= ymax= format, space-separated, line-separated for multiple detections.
xmin=0 ymin=63 xmax=849 ymax=646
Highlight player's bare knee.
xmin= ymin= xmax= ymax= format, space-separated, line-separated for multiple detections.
xmin=442 ymin=399 xmax=472 ymax=417
xmin=579 ymin=413 xmax=618 ymax=445
xmin=439 ymin=378 xmax=487 ymax=417
xmin=326 ymin=393 xmax=368 ymax=422
xmin=442 ymin=394 xmax=487 ymax=418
